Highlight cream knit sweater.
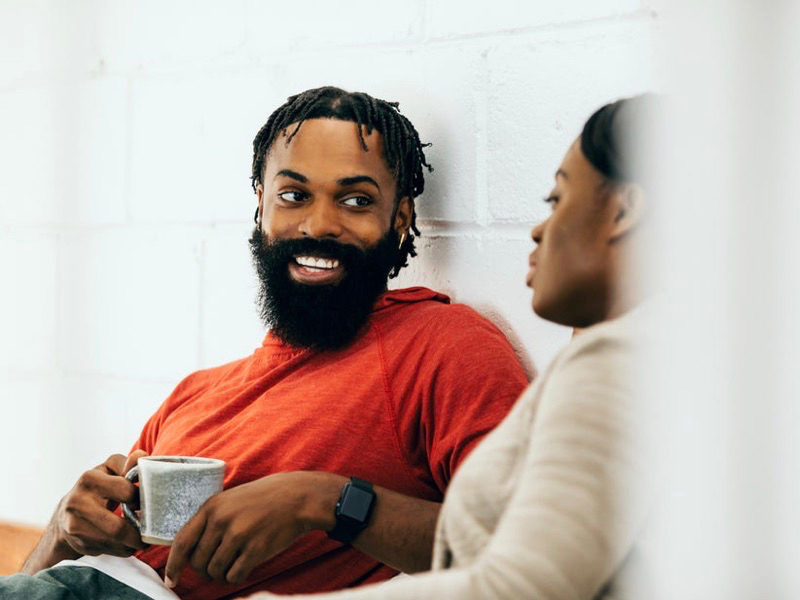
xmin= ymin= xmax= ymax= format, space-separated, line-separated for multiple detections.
xmin=252 ymin=305 xmax=653 ymax=599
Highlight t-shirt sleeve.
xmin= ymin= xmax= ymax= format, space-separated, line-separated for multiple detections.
xmin=397 ymin=305 xmax=530 ymax=492
xmin=251 ymin=331 xmax=650 ymax=600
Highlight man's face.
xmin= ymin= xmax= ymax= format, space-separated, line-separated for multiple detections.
xmin=251 ymin=118 xmax=412 ymax=349
xmin=256 ymin=118 xmax=410 ymax=277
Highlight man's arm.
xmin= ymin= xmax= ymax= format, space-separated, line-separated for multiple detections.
xmin=349 ymin=478 xmax=439 ymax=573
xmin=20 ymin=511 xmax=81 ymax=575
xmin=298 ymin=472 xmax=440 ymax=573
xmin=164 ymin=470 xmax=440 ymax=588
xmin=21 ymin=452 xmax=148 ymax=574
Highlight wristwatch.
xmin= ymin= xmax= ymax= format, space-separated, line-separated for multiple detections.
xmin=328 ymin=477 xmax=376 ymax=545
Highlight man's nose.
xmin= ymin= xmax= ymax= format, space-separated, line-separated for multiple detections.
xmin=298 ymin=199 xmax=343 ymax=239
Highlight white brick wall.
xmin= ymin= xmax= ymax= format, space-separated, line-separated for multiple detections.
xmin=0 ymin=234 xmax=59 ymax=373
xmin=0 ymin=0 xmax=661 ymax=524
xmin=0 ymin=78 xmax=129 ymax=225
xmin=57 ymin=228 xmax=203 ymax=381
xmin=427 ymin=0 xmax=648 ymax=38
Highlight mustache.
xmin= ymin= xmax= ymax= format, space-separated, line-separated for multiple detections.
xmin=249 ymin=226 xmax=397 ymax=349
xmin=259 ymin=236 xmax=367 ymax=267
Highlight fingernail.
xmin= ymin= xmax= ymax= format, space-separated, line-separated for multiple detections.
xmin=165 ymin=576 xmax=174 ymax=588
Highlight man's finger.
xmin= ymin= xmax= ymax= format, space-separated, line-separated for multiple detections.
xmin=101 ymin=454 xmax=129 ymax=476
xmin=82 ymin=541 xmax=139 ymax=558
xmin=188 ymin=526 xmax=222 ymax=577
xmin=75 ymin=502 xmax=147 ymax=551
xmin=206 ymin=537 xmax=240 ymax=582
xmin=63 ymin=508 xmax=146 ymax=555
xmin=165 ymin=511 xmax=207 ymax=588
xmin=225 ymin=543 xmax=261 ymax=585
xmin=123 ymin=449 xmax=149 ymax=475
xmin=78 ymin=469 xmax=138 ymax=504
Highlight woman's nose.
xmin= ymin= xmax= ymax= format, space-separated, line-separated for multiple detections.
xmin=531 ymin=220 xmax=545 ymax=244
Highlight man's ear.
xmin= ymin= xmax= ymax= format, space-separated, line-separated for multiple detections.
xmin=393 ymin=196 xmax=413 ymax=236
xmin=610 ymin=184 xmax=646 ymax=241
xmin=255 ymin=184 xmax=264 ymax=226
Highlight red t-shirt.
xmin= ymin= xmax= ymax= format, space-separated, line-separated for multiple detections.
xmin=131 ymin=287 xmax=529 ymax=598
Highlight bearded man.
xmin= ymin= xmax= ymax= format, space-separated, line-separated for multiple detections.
xmin=12 ymin=87 xmax=529 ymax=599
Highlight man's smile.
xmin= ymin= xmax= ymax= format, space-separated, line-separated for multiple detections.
xmin=289 ymin=254 xmax=345 ymax=285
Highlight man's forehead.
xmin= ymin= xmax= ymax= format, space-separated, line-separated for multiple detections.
xmin=264 ymin=118 xmax=392 ymax=180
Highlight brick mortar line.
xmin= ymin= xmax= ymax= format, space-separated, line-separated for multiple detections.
xmin=417 ymin=220 xmax=532 ymax=238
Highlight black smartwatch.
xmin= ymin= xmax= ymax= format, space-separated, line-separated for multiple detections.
xmin=328 ymin=477 xmax=376 ymax=545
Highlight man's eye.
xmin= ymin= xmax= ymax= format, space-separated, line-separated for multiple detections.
xmin=544 ymin=196 xmax=559 ymax=206
xmin=342 ymin=196 xmax=372 ymax=208
xmin=278 ymin=191 xmax=307 ymax=203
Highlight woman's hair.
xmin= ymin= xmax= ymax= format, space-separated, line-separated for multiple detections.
xmin=580 ymin=94 xmax=657 ymax=184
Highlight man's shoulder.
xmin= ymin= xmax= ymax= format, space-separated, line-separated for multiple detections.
xmin=374 ymin=287 xmax=515 ymax=352
xmin=169 ymin=354 xmax=254 ymax=400
xmin=379 ymin=286 xmax=496 ymax=326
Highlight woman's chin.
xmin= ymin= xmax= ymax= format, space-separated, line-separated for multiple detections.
xmin=531 ymin=294 xmax=548 ymax=319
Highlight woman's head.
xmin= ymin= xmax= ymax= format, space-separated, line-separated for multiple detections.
xmin=527 ymin=95 xmax=655 ymax=328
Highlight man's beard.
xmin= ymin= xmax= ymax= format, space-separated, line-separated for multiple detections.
xmin=249 ymin=227 xmax=399 ymax=350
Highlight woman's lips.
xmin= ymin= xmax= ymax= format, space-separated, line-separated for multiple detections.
xmin=526 ymin=254 xmax=537 ymax=288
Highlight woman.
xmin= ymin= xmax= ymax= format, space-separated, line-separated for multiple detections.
xmin=251 ymin=95 xmax=657 ymax=599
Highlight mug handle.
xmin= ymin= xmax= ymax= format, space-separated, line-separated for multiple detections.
xmin=121 ymin=466 xmax=141 ymax=531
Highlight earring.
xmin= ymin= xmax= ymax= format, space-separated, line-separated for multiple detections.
xmin=398 ymin=233 xmax=406 ymax=250
xmin=253 ymin=207 xmax=260 ymax=225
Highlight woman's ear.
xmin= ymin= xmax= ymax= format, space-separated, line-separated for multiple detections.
xmin=610 ymin=184 xmax=646 ymax=240
xmin=393 ymin=196 xmax=413 ymax=236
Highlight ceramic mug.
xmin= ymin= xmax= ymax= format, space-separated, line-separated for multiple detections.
xmin=122 ymin=456 xmax=225 ymax=546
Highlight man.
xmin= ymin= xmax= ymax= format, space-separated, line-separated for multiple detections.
xmin=12 ymin=87 xmax=528 ymax=598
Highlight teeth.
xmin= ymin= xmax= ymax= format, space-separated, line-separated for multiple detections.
xmin=295 ymin=255 xmax=340 ymax=270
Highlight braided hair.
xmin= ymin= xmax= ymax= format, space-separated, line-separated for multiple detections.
xmin=251 ymin=86 xmax=433 ymax=278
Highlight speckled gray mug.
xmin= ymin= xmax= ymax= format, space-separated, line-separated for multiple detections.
xmin=122 ymin=456 xmax=225 ymax=546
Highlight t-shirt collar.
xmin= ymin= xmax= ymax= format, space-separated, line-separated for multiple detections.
xmin=260 ymin=286 xmax=450 ymax=348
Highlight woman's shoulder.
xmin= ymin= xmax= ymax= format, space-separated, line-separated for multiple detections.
xmin=554 ymin=301 xmax=656 ymax=368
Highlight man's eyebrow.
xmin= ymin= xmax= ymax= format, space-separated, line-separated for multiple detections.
xmin=275 ymin=169 xmax=308 ymax=183
xmin=555 ymin=169 xmax=568 ymax=180
xmin=338 ymin=175 xmax=381 ymax=191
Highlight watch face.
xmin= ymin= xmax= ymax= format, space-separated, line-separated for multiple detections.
xmin=340 ymin=485 xmax=373 ymax=522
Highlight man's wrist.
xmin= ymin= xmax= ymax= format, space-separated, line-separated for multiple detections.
xmin=21 ymin=521 xmax=79 ymax=574
xmin=52 ymin=536 xmax=81 ymax=563
xmin=327 ymin=477 xmax=376 ymax=545
xmin=295 ymin=472 xmax=347 ymax=535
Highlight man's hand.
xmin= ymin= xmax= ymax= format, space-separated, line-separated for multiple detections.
xmin=22 ymin=450 xmax=149 ymax=574
xmin=164 ymin=470 xmax=442 ymax=589
xmin=56 ymin=450 xmax=150 ymax=556
xmin=164 ymin=471 xmax=337 ymax=588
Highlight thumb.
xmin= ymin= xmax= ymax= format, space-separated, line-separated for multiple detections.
xmin=124 ymin=449 xmax=149 ymax=474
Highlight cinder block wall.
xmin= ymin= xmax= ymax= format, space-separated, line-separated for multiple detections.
xmin=0 ymin=0 xmax=661 ymax=524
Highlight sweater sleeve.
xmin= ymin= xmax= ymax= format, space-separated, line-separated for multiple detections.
xmin=251 ymin=330 xmax=651 ymax=599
